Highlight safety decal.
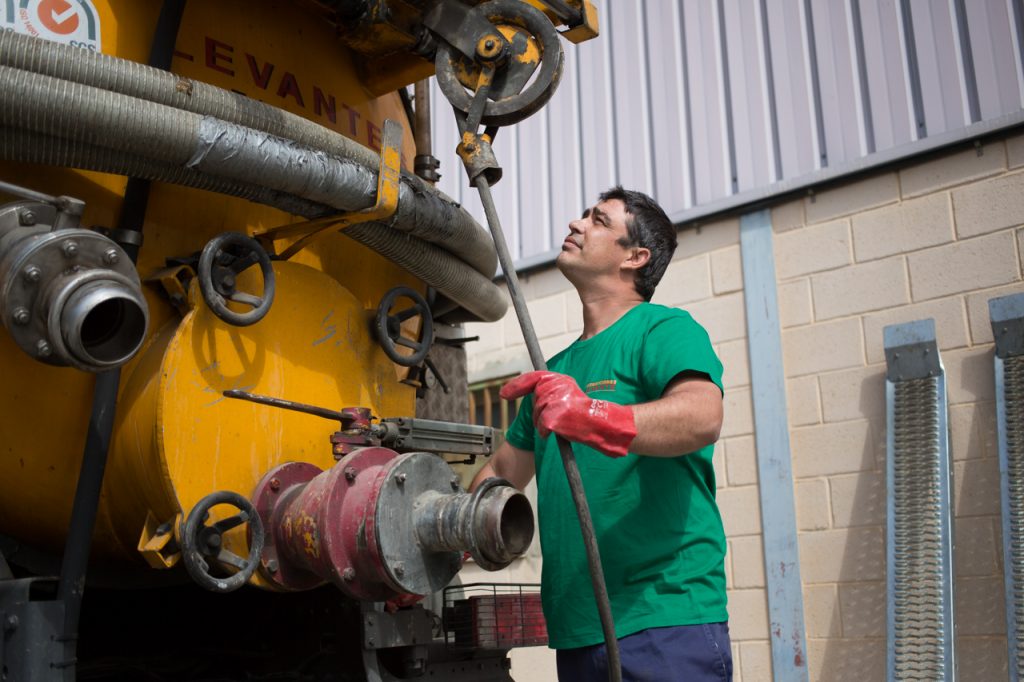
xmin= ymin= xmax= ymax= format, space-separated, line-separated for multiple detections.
xmin=3 ymin=0 xmax=101 ymax=51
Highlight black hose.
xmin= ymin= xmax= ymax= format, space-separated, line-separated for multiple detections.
xmin=474 ymin=176 xmax=622 ymax=681
xmin=55 ymin=0 xmax=187 ymax=673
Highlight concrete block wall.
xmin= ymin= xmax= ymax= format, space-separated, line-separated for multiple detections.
xmin=462 ymin=130 xmax=1024 ymax=680
xmin=772 ymin=133 xmax=1023 ymax=681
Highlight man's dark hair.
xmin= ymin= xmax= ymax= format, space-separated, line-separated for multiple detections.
xmin=600 ymin=186 xmax=677 ymax=301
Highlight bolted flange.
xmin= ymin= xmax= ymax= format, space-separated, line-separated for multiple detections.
xmin=250 ymin=448 xmax=534 ymax=600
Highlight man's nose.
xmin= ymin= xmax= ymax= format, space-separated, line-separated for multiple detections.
xmin=568 ymin=219 xmax=584 ymax=234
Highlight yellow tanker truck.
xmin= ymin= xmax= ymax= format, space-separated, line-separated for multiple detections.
xmin=0 ymin=1 xmax=596 ymax=679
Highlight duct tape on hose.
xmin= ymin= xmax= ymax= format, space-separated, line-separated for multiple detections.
xmin=1 ymin=128 xmax=335 ymax=220
xmin=188 ymin=118 xmax=380 ymax=208
xmin=187 ymin=118 xmax=497 ymax=277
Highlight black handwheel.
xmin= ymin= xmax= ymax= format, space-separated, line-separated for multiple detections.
xmin=434 ymin=0 xmax=564 ymax=127
xmin=198 ymin=232 xmax=276 ymax=327
xmin=375 ymin=286 xmax=434 ymax=367
xmin=181 ymin=490 xmax=265 ymax=593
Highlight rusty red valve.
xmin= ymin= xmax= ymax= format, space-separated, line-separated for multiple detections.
xmin=250 ymin=448 xmax=533 ymax=600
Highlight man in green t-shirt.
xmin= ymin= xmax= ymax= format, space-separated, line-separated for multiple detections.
xmin=470 ymin=187 xmax=730 ymax=681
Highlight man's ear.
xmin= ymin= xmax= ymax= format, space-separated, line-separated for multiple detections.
xmin=621 ymin=247 xmax=651 ymax=272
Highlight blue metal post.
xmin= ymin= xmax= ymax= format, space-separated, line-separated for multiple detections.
xmin=739 ymin=209 xmax=809 ymax=680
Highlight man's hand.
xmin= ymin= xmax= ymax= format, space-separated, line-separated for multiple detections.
xmin=500 ymin=371 xmax=637 ymax=458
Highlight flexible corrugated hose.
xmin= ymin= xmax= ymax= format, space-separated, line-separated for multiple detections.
xmin=0 ymin=67 xmax=508 ymax=322
xmin=0 ymin=30 xmax=497 ymax=279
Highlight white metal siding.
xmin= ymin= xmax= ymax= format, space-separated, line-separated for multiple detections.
xmin=429 ymin=0 xmax=1024 ymax=269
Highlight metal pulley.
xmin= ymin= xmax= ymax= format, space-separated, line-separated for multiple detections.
xmin=429 ymin=0 xmax=564 ymax=128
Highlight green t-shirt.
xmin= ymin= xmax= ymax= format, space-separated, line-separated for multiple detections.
xmin=505 ymin=302 xmax=727 ymax=649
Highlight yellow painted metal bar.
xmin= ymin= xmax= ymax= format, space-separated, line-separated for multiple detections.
xmin=254 ymin=118 xmax=405 ymax=260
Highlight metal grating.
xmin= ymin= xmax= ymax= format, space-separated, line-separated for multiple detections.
xmin=990 ymin=292 xmax=1024 ymax=682
xmin=1002 ymin=354 xmax=1024 ymax=680
xmin=884 ymin=320 xmax=954 ymax=681
xmin=442 ymin=583 xmax=546 ymax=650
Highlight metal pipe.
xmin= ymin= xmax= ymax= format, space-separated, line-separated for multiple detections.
xmin=415 ymin=480 xmax=534 ymax=569
xmin=474 ymin=175 xmax=622 ymax=681
xmin=0 ymin=205 xmax=150 ymax=371
xmin=57 ymin=7 xmax=185 ymax=678
xmin=413 ymin=80 xmax=441 ymax=184
xmin=414 ymin=81 xmax=433 ymax=158
xmin=256 ymin=450 xmax=533 ymax=598
xmin=59 ymin=277 xmax=149 ymax=367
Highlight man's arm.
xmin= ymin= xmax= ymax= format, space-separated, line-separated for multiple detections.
xmin=629 ymin=374 xmax=722 ymax=457
xmin=470 ymin=440 xmax=536 ymax=491
xmin=500 ymin=370 xmax=722 ymax=459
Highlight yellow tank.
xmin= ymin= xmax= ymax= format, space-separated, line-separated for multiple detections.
xmin=0 ymin=0 xmax=457 ymax=574
xmin=0 ymin=1 xmax=595 ymax=677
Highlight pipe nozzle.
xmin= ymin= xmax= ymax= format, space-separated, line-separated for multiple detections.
xmin=59 ymin=276 xmax=148 ymax=370
xmin=415 ymin=477 xmax=535 ymax=571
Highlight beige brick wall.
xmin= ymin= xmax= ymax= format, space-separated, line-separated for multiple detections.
xmin=464 ymin=133 xmax=1024 ymax=680
xmin=772 ymin=134 xmax=1019 ymax=680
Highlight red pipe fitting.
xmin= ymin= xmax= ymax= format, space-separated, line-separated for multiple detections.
xmin=250 ymin=447 xmax=533 ymax=601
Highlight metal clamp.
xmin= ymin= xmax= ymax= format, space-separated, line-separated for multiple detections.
xmin=253 ymin=119 xmax=404 ymax=260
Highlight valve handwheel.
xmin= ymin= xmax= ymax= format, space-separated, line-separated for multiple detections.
xmin=181 ymin=490 xmax=265 ymax=593
xmin=198 ymin=232 xmax=276 ymax=327
xmin=375 ymin=286 xmax=434 ymax=367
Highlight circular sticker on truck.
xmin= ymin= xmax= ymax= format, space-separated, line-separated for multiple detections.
xmin=2 ymin=0 xmax=101 ymax=51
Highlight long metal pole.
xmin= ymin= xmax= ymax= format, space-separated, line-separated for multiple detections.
xmin=474 ymin=176 xmax=621 ymax=682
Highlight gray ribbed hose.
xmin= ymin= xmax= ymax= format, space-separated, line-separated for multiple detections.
xmin=0 ymin=30 xmax=495 ymax=277
xmin=1 ymin=128 xmax=336 ymax=218
xmin=0 ymin=128 xmax=507 ymax=323
xmin=0 ymin=68 xmax=507 ymax=322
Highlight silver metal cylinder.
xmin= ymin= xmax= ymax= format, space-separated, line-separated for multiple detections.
xmin=415 ymin=478 xmax=535 ymax=571
xmin=0 ymin=199 xmax=149 ymax=372
xmin=56 ymin=273 xmax=148 ymax=370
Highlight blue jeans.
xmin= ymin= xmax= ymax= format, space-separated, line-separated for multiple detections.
xmin=555 ymin=622 xmax=732 ymax=682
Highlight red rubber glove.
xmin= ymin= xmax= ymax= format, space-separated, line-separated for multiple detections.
xmin=500 ymin=371 xmax=637 ymax=458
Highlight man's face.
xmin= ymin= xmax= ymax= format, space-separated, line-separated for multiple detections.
xmin=556 ymin=198 xmax=634 ymax=278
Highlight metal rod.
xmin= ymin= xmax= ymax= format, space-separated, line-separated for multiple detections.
xmin=414 ymin=80 xmax=433 ymax=164
xmin=222 ymin=389 xmax=349 ymax=425
xmin=0 ymin=178 xmax=58 ymax=204
xmin=474 ymin=175 xmax=621 ymax=682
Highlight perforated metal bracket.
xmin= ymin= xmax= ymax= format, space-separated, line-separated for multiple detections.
xmin=990 ymin=293 xmax=1024 ymax=359
xmin=883 ymin=319 xmax=942 ymax=382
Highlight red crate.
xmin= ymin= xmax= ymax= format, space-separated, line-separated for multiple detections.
xmin=444 ymin=584 xmax=547 ymax=649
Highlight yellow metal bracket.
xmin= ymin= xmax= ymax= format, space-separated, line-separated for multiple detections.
xmin=145 ymin=264 xmax=197 ymax=316
xmin=523 ymin=0 xmax=598 ymax=43
xmin=561 ymin=0 xmax=598 ymax=43
xmin=137 ymin=510 xmax=184 ymax=569
xmin=253 ymin=119 xmax=404 ymax=261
